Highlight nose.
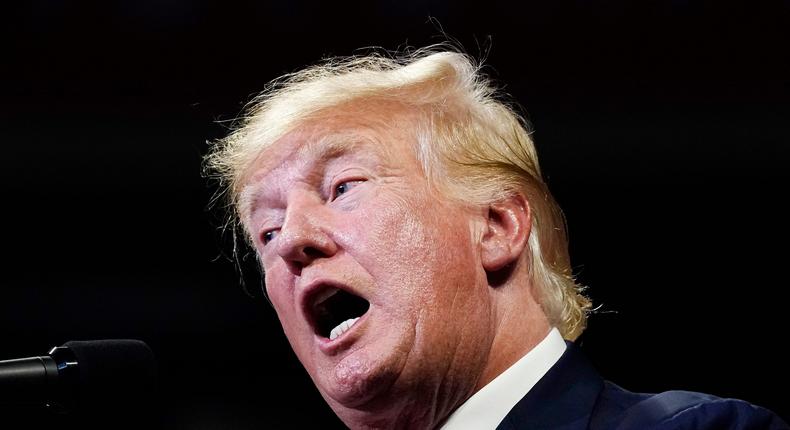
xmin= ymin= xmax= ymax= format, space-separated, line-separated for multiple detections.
xmin=275 ymin=193 xmax=338 ymax=275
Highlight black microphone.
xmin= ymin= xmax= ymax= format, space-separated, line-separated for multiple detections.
xmin=0 ymin=339 xmax=156 ymax=413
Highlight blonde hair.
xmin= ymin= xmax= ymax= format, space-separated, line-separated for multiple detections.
xmin=205 ymin=46 xmax=591 ymax=340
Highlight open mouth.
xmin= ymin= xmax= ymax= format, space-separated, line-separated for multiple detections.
xmin=310 ymin=287 xmax=370 ymax=340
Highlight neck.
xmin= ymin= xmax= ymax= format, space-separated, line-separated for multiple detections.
xmin=476 ymin=275 xmax=552 ymax=392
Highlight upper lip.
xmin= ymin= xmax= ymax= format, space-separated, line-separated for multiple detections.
xmin=299 ymin=278 xmax=367 ymax=336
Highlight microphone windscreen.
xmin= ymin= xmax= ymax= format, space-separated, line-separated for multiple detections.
xmin=63 ymin=339 xmax=156 ymax=408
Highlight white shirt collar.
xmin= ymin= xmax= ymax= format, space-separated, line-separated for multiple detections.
xmin=440 ymin=327 xmax=567 ymax=430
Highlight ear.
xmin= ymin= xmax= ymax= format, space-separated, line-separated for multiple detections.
xmin=481 ymin=193 xmax=532 ymax=272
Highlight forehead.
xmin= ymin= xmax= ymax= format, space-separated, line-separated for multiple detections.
xmin=251 ymin=125 xmax=387 ymax=182
xmin=238 ymin=108 xmax=419 ymax=213
xmin=248 ymin=100 xmax=420 ymax=176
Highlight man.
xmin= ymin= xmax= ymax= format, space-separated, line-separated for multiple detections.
xmin=205 ymin=47 xmax=787 ymax=429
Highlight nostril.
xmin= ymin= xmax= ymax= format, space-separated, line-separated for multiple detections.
xmin=303 ymin=247 xmax=325 ymax=259
xmin=283 ymin=247 xmax=324 ymax=276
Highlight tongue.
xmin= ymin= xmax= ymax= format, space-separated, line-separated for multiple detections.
xmin=329 ymin=317 xmax=360 ymax=340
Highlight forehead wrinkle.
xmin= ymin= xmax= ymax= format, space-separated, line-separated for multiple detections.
xmin=239 ymin=130 xmax=386 ymax=222
xmin=300 ymin=131 xmax=387 ymax=165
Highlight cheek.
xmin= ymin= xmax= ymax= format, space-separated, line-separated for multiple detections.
xmin=356 ymin=201 xmax=435 ymax=273
xmin=351 ymin=197 xmax=478 ymax=305
xmin=264 ymin=268 xmax=300 ymax=333
xmin=266 ymin=272 xmax=315 ymax=364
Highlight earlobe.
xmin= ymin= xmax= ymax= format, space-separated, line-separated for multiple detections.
xmin=481 ymin=194 xmax=532 ymax=272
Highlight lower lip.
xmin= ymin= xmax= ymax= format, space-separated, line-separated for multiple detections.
xmin=316 ymin=310 xmax=371 ymax=355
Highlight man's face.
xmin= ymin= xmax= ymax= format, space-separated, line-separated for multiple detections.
xmin=242 ymin=109 xmax=496 ymax=425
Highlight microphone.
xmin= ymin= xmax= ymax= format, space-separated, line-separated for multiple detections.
xmin=0 ymin=339 xmax=156 ymax=413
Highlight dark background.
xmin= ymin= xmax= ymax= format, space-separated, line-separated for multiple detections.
xmin=2 ymin=1 xmax=788 ymax=428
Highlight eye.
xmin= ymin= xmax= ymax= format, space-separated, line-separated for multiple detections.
xmin=261 ymin=229 xmax=279 ymax=245
xmin=332 ymin=180 xmax=365 ymax=201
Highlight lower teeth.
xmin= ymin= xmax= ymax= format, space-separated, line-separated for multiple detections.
xmin=329 ymin=317 xmax=360 ymax=340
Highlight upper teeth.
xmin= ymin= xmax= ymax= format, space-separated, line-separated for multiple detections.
xmin=329 ymin=317 xmax=360 ymax=340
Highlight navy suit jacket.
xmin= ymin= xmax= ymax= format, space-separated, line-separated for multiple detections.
xmin=496 ymin=342 xmax=788 ymax=430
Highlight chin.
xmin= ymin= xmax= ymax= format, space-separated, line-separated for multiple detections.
xmin=318 ymin=348 xmax=400 ymax=409
xmin=317 ymin=350 xmax=448 ymax=430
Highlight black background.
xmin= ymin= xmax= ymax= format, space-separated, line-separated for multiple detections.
xmin=2 ymin=1 xmax=788 ymax=428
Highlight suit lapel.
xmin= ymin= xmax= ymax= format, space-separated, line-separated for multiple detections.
xmin=496 ymin=342 xmax=604 ymax=430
